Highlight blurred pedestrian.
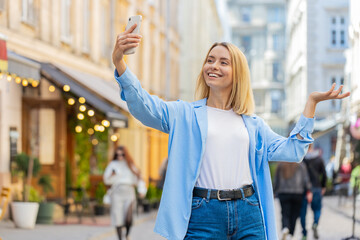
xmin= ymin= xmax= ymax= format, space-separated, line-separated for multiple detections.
xmin=103 ymin=146 xmax=142 ymax=240
xmin=111 ymin=23 xmax=350 ymax=240
xmin=274 ymin=162 xmax=312 ymax=240
xmin=300 ymin=144 xmax=327 ymax=240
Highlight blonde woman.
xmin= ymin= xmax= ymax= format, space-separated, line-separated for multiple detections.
xmin=111 ymin=24 xmax=350 ymax=240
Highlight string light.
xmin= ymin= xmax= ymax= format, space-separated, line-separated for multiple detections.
xmin=79 ymin=105 xmax=86 ymax=112
xmin=31 ymin=80 xmax=39 ymax=87
xmin=92 ymin=139 xmax=98 ymax=145
xmin=111 ymin=134 xmax=118 ymax=142
xmin=87 ymin=109 xmax=95 ymax=117
xmin=87 ymin=128 xmax=94 ymax=135
xmin=79 ymin=97 xmax=86 ymax=104
xmin=22 ymin=79 xmax=28 ymax=87
xmin=15 ymin=77 xmax=21 ymax=84
xmin=63 ymin=85 xmax=70 ymax=92
xmin=77 ymin=113 xmax=84 ymax=120
xmin=94 ymin=124 xmax=100 ymax=131
xmin=101 ymin=120 xmax=110 ymax=127
xmin=7 ymin=74 xmax=12 ymax=82
xmin=68 ymin=98 xmax=75 ymax=105
xmin=75 ymin=126 xmax=82 ymax=133
xmin=49 ymin=85 xmax=56 ymax=92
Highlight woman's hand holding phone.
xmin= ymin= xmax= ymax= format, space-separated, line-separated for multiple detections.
xmin=112 ymin=23 xmax=142 ymax=75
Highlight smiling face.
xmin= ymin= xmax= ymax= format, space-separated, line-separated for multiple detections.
xmin=202 ymin=45 xmax=233 ymax=94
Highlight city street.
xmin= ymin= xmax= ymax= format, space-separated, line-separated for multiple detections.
xmin=1 ymin=195 xmax=359 ymax=240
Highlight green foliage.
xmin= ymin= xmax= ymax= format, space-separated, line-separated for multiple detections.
xmin=13 ymin=153 xmax=41 ymax=201
xmin=28 ymin=186 xmax=43 ymax=202
xmin=38 ymin=174 xmax=54 ymax=201
xmin=14 ymin=153 xmax=41 ymax=178
xmin=95 ymin=182 xmax=107 ymax=205
xmin=145 ymin=184 xmax=162 ymax=203
xmin=70 ymin=109 xmax=109 ymax=189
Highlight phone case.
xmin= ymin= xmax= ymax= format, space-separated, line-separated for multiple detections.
xmin=124 ymin=15 xmax=142 ymax=55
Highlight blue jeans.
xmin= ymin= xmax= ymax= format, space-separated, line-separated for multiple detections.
xmin=184 ymin=187 xmax=266 ymax=240
xmin=300 ymin=188 xmax=322 ymax=236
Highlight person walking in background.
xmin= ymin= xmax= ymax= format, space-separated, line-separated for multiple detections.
xmin=103 ymin=146 xmax=142 ymax=240
xmin=111 ymin=23 xmax=349 ymax=240
xmin=300 ymin=144 xmax=327 ymax=240
xmin=274 ymin=162 xmax=312 ymax=240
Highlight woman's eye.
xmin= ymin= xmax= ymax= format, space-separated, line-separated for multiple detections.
xmin=222 ymin=62 xmax=228 ymax=65
xmin=207 ymin=59 xmax=213 ymax=63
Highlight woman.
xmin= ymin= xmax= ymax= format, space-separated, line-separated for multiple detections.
xmin=103 ymin=146 xmax=141 ymax=240
xmin=111 ymin=24 xmax=350 ymax=239
xmin=274 ymin=162 xmax=312 ymax=240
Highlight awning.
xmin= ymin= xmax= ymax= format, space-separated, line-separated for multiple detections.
xmin=8 ymin=51 xmax=41 ymax=80
xmin=55 ymin=64 xmax=128 ymax=112
xmin=40 ymin=63 xmax=127 ymax=127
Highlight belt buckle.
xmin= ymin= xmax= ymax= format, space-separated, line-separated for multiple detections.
xmin=217 ymin=190 xmax=231 ymax=201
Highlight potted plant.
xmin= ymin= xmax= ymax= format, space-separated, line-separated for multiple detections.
xmin=11 ymin=152 xmax=41 ymax=229
xmin=36 ymin=174 xmax=55 ymax=224
xmin=94 ymin=182 xmax=106 ymax=215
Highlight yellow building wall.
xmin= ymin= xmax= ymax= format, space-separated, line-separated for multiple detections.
xmin=0 ymin=0 xmax=180 ymax=188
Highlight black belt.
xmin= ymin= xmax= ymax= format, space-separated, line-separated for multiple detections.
xmin=193 ymin=185 xmax=254 ymax=201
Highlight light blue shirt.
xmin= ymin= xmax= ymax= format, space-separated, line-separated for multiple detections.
xmin=115 ymin=67 xmax=314 ymax=240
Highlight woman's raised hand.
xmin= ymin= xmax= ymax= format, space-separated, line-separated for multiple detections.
xmin=112 ymin=24 xmax=142 ymax=69
xmin=309 ymin=83 xmax=350 ymax=104
xmin=303 ymin=83 xmax=350 ymax=118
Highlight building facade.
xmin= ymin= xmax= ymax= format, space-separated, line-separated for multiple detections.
xmin=286 ymin=0 xmax=349 ymax=163
xmin=177 ymin=0 xmax=224 ymax=102
xmin=227 ymin=0 xmax=287 ymax=136
xmin=0 ymin=0 xmax=180 ymax=199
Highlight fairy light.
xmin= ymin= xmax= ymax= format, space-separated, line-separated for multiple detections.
xmin=75 ymin=126 xmax=82 ymax=133
xmin=87 ymin=128 xmax=94 ymax=135
xmin=7 ymin=74 xmax=12 ymax=82
xmin=68 ymin=98 xmax=75 ymax=105
xmin=22 ymin=79 xmax=29 ymax=86
xmin=77 ymin=113 xmax=84 ymax=120
xmin=111 ymin=134 xmax=118 ymax=142
xmin=101 ymin=120 xmax=110 ymax=127
xmin=79 ymin=97 xmax=86 ymax=104
xmin=92 ymin=139 xmax=99 ymax=145
xmin=79 ymin=105 xmax=86 ymax=112
xmin=94 ymin=124 xmax=100 ymax=131
xmin=15 ymin=77 xmax=21 ymax=84
xmin=32 ymin=80 xmax=39 ymax=87
xmin=87 ymin=109 xmax=95 ymax=117
xmin=49 ymin=85 xmax=56 ymax=92
xmin=63 ymin=85 xmax=70 ymax=92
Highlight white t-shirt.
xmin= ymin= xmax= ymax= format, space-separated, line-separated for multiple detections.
xmin=195 ymin=106 xmax=253 ymax=190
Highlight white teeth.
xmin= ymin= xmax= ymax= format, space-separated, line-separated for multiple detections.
xmin=209 ymin=73 xmax=219 ymax=77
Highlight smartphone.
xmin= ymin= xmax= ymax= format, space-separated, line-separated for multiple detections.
xmin=124 ymin=15 xmax=142 ymax=55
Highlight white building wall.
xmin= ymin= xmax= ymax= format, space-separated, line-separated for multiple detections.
xmin=178 ymin=0 xmax=224 ymax=102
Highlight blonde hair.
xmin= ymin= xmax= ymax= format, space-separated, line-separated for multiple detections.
xmin=195 ymin=42 xmax=255 ymax=115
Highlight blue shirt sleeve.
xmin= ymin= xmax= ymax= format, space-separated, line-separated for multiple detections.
xmin=263 ymin=114 xmax=314 ymax=162
xmin=114 ymin=67 xmax=178 ymax=133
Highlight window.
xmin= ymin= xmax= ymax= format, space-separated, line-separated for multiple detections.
xmin=268 ymin=7 xmax=284 ymax=23
xmin=241 ymin=36 xmax=251 ymax=53
xmin=100 ymin=3 xmax=110 ymax=58
xmin=330 ymin=15 xmax=347 ymax=48
xmin=271 ymin=90 xmax=282 ymax=113
xmin=242 ymin=7 xmax=251 ymax=23
xmin=272 ymin=62 xmax=281 ymax=82
xmin=82 ymin=0 xmax=90 ymax=52
xmin=61 ymin=0 xmax=72 ymax=43
xmin=0 ymin=0 xmax=5 ymax=11
xmin=21 ymin=0 xmax=35 ymax=25
xmin=330 ymin=76 xmax=344 ymax=109
xmin=272 ymin=34 xmax=283 ymax=51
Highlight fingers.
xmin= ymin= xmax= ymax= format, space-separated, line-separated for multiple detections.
xmin=336 ymin=91 xmax=351 ymax=99
xmin=326 ymin=83 xmax=336 ymax=95
xmin=118 ymin=37 xmax=141 ymax=46
xmin=125 ymin=23 xmax=137 ymax=34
